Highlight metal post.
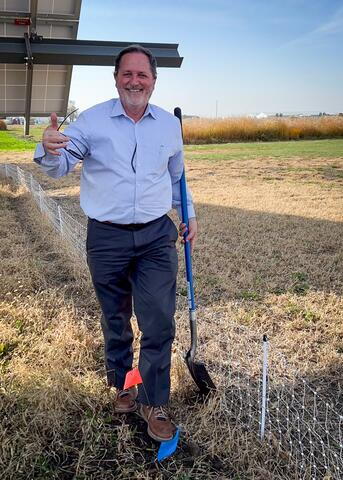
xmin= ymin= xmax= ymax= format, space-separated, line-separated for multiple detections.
xmin=16 ymin=165 xmax=21 ymax=185
xmin=24 ymin=33 xmax=34 ymax=136
xmin=260 ymin=334 xmax=269 ymax=440
xmin=0 ymin=11 xmax=39 ymax=132
xmin=39 ymin=185 xmax=43 ymax=211
xmin=58 ymin=205 xmax=63 ymax=234
xmin=30 ymin=0 xmax=38 ymax=32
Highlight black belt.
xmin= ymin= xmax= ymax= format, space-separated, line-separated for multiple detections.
xmin=90 ymin=214 xmax=167 ymax=231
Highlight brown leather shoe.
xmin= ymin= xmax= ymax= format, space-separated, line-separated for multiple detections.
xmin=139 ymin=404 xmax=176 ymax=442
xmin=114 ymin=386 xmax=138 ymax=413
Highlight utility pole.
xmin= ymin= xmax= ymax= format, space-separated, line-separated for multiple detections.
xmin=215 ymin=100 xmax=218 ymax=118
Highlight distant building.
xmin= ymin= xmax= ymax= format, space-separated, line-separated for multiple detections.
xmin=247 ymin=112 xmax=270 ymax=119
xmin=256 ymin=112 xmax=268 ymax=119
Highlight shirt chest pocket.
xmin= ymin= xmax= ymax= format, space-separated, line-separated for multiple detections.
xmin=139 ymin=143 xmax=171 ymax=175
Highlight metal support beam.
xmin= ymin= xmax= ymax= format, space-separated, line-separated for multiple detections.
xmin=30 ymin=0 xmax=38 ymax=32
xmin=0 ymin=37 xmax=183 ymax=67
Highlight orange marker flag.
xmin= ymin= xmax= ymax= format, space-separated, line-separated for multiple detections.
xmin=123 ymin=368 xmax=143 ymax=390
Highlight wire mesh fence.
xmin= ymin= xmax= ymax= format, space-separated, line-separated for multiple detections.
xmin=1 ymin=163 xmax=87 ymax=262
xmin=264 ymin=377 xmax=343 ymax=479
xmin=1 ymin=163 xmax=342 ymax=479
xmin=214 ymin=319 xmax=343 ymax=479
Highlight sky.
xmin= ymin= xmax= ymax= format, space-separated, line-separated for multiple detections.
xmin=69 ymin=0 xmax=343 ymax=117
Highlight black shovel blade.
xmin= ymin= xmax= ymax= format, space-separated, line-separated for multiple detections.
xmin=185 ymin=352 xmax=216 ymax=395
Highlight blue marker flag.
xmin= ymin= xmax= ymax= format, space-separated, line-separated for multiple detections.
xmin=157 ymin=428 xmax=180 ymax=462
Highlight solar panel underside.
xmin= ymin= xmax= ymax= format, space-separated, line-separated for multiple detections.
xmin=0 ymin=0 xmax=81 ymax=116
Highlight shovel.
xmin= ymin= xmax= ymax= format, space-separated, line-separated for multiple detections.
xmin=174 ymin=107 xmax=216 ymax=395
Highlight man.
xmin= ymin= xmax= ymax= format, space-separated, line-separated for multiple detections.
xmin=34 ymin=45 xmax=197 ymax=442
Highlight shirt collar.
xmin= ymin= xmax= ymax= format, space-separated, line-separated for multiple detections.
xmin=110 ymin=98 xmax=156 ymax=120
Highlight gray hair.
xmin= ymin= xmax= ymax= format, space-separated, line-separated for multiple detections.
xmin=114 ymin=44 xmax=157 ymax=79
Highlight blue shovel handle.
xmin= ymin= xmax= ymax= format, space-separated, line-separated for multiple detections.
xmin=180 ymin=169 xmax=196 ymax=313
xmin=175 ymin=106 xmax=198 ymax=361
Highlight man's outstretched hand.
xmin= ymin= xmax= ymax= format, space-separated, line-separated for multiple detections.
xmin=178 ymin=217 xmax=198 ymax=254
xmin=42 ymin=113 xmax=70 ymax=156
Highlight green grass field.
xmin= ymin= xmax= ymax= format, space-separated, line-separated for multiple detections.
xmin=185 ymin=138 xmax=343 ymax=161
xmin=0 ymin=130 xmax=36 ymax=151
xmin=7 ymin=125 xmax=47 ymax=143
xmin=2 ymin=125 xmax=343 ymax=159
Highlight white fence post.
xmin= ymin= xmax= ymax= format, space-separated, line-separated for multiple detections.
xmin=260 ymin=334 xmax=268 ymax=440
xmin=38 ymin=185 xmax=43 ymax=211
xmin=16 ymin=165 xmax=20 ymax=185
xmin=58 ymin=205 xmax=63 ymax=234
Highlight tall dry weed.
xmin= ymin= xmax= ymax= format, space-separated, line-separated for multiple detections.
xmin=183 ymin=116 xmax=343 ymax=143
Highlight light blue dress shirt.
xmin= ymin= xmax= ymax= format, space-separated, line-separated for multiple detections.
xmin=34 ymin=98 xmax=195 ymax=224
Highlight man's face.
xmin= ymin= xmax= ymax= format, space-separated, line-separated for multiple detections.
xmin=115 ymin=52 xmax=156 ymax=111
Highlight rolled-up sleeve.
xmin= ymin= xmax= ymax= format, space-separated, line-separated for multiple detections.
xmin=33 ymin=113 xmax=90 ymax=178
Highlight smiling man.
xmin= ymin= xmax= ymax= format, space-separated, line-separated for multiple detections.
xmin=115 ymin=50 xmax=155 ymax=120
xmin=34 ymin=45 xmax=197 ymax=442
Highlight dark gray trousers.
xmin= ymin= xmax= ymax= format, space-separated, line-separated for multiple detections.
xmin=86 ymin=214 xmax=178 ymax=406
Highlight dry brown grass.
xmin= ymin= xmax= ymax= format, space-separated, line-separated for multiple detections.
xmin=183 ymin=116 xmax=343 ymax=144
xmin=1 ymin=146 xmax=342 ymax=479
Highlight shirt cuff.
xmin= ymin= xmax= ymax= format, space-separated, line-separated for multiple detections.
xmin=176 ymin=204 xmax=196 ymax=221
xmin=33 ymin=143 xmax=62 ymax=168
xmin=33 ymin=143 xmax=46 ymax=164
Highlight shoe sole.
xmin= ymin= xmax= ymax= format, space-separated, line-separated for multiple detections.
xmin=147 ymin=425 xmax=173 ymax=442
xmin=114 ymin=402 xmax=137 ymax=413
xmin=138 ymin=406 xmax=174 ymax=442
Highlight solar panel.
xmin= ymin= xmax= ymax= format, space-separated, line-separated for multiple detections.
xmin=0 ymin=0 xmax=82 ymax=117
